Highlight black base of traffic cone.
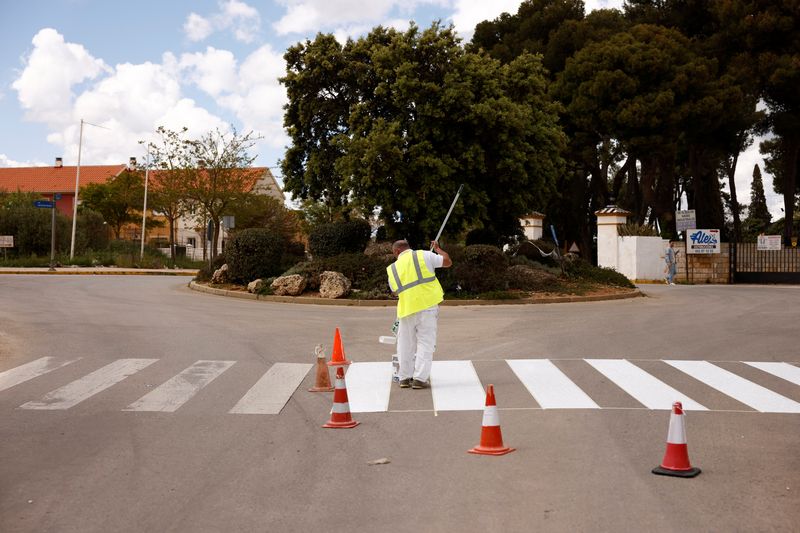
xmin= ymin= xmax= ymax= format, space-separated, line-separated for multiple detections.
xmin=652 ymin=466 xmax=701 ymax=478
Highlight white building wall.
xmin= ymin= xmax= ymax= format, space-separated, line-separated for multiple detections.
xmin=616 ymin=237 xmax=669 ymax=281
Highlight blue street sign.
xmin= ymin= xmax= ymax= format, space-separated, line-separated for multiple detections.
xmin=54 ymin=193 xmax=62 ymax=200
xmin=33 ymin=200 xmax=55 ymax=208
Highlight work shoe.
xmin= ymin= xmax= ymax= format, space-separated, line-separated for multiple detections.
xmin=399 ymin=379 xmax=412 ymax=388
xmin=411 ymin=379 xmax=428 ymax=389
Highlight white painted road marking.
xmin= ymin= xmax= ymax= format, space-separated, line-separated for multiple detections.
xmin=125 ymin=360 xmax=235 ymax=412
xmin=345 ymin=362 xmax=393 ymax=413
xmin=20 ymin=359 xmax=157 ymax=410
xmin=744 ymin=362 xmax=800 ymax=387
xmin=229 ymin=363 xmax=312 ymax=414
xmin=586 ymin=359 xmax=707 ymax=411
xmin=0 ymin=357 xmax=80 ymax=392
xmin=430 ymin=360 xmax=485 ymax=411
xmin=666 ymin=360 xmax=800 ymax=413
xmin=507 ymin=359 xmax=599 ymax=409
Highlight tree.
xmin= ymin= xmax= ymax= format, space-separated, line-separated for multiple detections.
xmin=144 ymin=126 xmax=193 ymax=262
xmin=746 ymin=164 xmax=772 ymax=234
xmin=228 ymin=192 xmax=302 ymax=243
xmin=281 ymin=23 xmax=565 ymax=244
xmin=184 ymin=128 xmax=261 ymax=258
xmin=80 ymin=170 xmax=144 ymax=239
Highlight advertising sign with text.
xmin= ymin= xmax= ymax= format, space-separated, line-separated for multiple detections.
xmin=687 ymin=229 xmax=720 ymax=254
xmin=757 ymin=235 xmax=782 ymax=251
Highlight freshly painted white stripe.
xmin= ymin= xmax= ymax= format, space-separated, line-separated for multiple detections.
xmin=345 ymin=362 xmax=393 ymax=413
xmin=666 ymin=414 xmax=687 ymax=444
xmin=229 ymin=363 xmax=312 ymax=415
xmin=507 ymin=359 xmax=599 ymax=409
xmin=0 ymin=357 xmax=80 ymax=392
xmin=331 ymin=402 xmax=351 ymax=413
xmin=666 ymin=360 xmax=800 ymax=413
xmin=744 ymin=362 xmax=800 ymax=387
xmin=482 ymin=405 xmax=500 ymax=427
xmin=125 ymin=360 xmax=235 ymax=412
xmin=586 ymin=359 xmax=707 ymax=411
xmin=430 ymin=361 xmax=485 ymax=411
xmin=20 ymin=359 xmax=157 ymax=410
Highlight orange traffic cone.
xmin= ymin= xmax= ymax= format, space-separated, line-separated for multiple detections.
xmin=468 ymin=384 xmax=514 ymax=456
xmin=322 ymin=366 xmax=359 ymax=429
xmin=309 ymin=344 xmax=334 ymax=392
xmin=652 ymin=401 xmax=701 ymax=477
xmin=327 ymin=328 xmax=352 ymax=367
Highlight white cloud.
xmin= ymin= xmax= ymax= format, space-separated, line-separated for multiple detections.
xmin=450 ymin=1 xmax=524 ymax=39
xmin=183 ymin=0 xmax=261 ymax=43
xmin=11 ymin=28 xmax=109 ymax=126
xmin=12 ymin=30 xmax=229 ymax=166
xmin=585 ymin=0 xmax=624 ymax=12
xmin=0 ymin=154 xmax=46 ymax=168
xmin=184 ymin=13 xmax=214 ymax=42
xmin=179 ymin=44 xmax=288 ymax=159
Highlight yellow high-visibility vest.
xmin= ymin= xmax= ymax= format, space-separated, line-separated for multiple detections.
xmin=387 ymin=250 xmax=444 ymax=318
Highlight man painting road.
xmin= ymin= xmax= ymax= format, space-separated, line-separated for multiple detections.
xmin=387 ymin=240 xmax=452 ymax=389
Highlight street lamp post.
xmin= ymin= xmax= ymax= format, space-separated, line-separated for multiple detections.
xmin=69 ymin=118 xmax=110 ymax=260
xmin=140 ymin=151 xmax=150 ymax=261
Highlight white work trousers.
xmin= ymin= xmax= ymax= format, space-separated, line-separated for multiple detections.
xmin=397 ymin=307 xmax=438 ymax=382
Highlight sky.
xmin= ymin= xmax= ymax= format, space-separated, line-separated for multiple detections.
xmin=0 ymin=0 xmax=783 ymax=217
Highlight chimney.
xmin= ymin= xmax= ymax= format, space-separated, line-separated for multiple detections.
xmin=55 ymin=157 xmax=63 ymax=168
xmin=129 ymin=157 xmax=137 ymax=170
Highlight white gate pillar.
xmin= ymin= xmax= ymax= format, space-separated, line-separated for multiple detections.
xmin=595 ymin=206 xmax=631 ymax=270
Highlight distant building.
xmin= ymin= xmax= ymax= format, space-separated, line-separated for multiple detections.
xmin=0 ymin=157 xmax=283 ymax=256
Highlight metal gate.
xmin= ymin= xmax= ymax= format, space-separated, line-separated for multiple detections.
xmin=730 ymin=242 xmax=800 ymax=284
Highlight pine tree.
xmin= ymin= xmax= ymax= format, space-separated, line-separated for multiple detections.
xmin=748 ymin=164 xmax=772 ymax=232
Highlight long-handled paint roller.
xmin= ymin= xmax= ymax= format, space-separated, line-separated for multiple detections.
xmin=431 ymin=184 xmax=464 ymax=250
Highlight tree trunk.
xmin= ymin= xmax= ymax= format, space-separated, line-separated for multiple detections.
xmin=725 ymin=151 xmax=742 ymax=243
xmin=782 ymin=135 xmax=799 ymax=245
xmin=688 ymin=145 xmax=725 ymax=232
xmin=168 ymin=218 xmax=176 ymax=262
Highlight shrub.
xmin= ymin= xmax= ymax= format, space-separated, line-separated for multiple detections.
xmin=308 ymin=219 xmax=371 ymax=258
xmin=506 ymin=264 xmax=559 ymax=291
xmin=451 ymin=244 xmax=508 ymax=293
xmin=225 ymin=228 xmax=287 ymax=284
xmin=565 ymin=258 xmax=634 ymax=288
xmin=195 ymin=253 xmax=226 ymax=282
xmin=507 ymin=239 xmax=559 ymax=267
xmin=283 ymin=252 xmax=392 ymax=294
xmin=618 ymin=223 xmax=659 ymax=236
xmin=465 ymin=227 xmax=501 ymax=246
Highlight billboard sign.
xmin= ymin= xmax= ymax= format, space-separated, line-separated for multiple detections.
xmin=687 ymin=229 xmax=720 ymax=254
xmin=676 ymin=210 xmax=696 ymax=232
xmin=757 ymin=235 xmax=782 ymax=251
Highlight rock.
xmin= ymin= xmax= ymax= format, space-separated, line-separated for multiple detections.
xmin=319 ymin=271 xmax=351 ymax=299
xmin=271 ymin=274 xmax=307 ymax=296
xmin=506 ymin=264 xmax=558 ymax=291
xmin=211 ymin=264 xmax=229 ymax=284
xmin=247 ymin=279 xmax=265 ymax=293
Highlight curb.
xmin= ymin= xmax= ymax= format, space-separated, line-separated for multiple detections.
xmin=0 ymin=269 xmax=197 ymax=276
xmin=188 ymin=281 xmax=643 ymax=306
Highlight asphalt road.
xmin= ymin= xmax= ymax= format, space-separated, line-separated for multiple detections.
xmin=1 ymin=275 xmax=798 ymax=532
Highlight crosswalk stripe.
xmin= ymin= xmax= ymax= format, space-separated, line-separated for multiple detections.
xmin=345 ymin=362 xmax=393 ymax=413
xmin=0 ymin=357 xmax=80 ymax=393
xmin=430 ymin=360 xmax=486 ymax=411
xmin=666 ymin=360 xmax=800 ymax=413
xmin=124 ymin=360 xmax=235 ymax=412
xmin=586 ymin=359 xmax=707 ymax=411
xmin=744 ymin=362 xmax=800 ymax=387
xmin=507 ymin=359 xmax=599 ymax=409
xmin=229 ymin=363 xmax=312 ymax=414
xmin=20 ymin=359 xmax=158 ymax=410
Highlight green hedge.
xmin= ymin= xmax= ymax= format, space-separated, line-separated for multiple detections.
xmin=225 ymin=228 xmax=287 ymax=284
xmin=308 ymin=219 xmax=371 ymax=258
xmin=449 ymin=244 xmax=508 ymax=294
xmin=565 ymin=258 xmax=634 ymax=288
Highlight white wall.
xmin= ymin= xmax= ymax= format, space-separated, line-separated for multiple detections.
xmin=616 ymin=236 xmax=669 ymax=281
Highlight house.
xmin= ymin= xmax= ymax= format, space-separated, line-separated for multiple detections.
xmin=0 ymin=157 xmax=127 ymax=216
xmin=0 ymin=157 xmax=284 ymax=255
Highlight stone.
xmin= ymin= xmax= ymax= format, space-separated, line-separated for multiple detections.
xmin=211 ymin=264 xmax=228 ymax=284
xmin=271 ymin=274 xmax=307 ymax=296
xmin=319 ymin=271 xmax=351 ymax=299
xmin=247 ymin=279 xmax=265 ymax=293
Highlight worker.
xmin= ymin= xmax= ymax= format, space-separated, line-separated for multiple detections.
xmin=387 ymin=239 xmax=452 ymax=389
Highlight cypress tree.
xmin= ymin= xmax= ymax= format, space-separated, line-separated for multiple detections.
xmin=748 ymin=164 xmax=772 ymax=232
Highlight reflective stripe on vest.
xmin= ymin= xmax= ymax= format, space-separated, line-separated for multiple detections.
xmin=389 ymin=251 xmax=437 ymax=294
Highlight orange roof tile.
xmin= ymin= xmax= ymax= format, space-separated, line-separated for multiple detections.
xmin=0 ymin=165 xmax=126 ymax=193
